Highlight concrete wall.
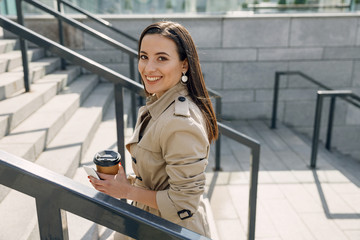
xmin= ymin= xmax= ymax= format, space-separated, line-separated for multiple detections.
xmin=5 ymin=13 xmax=360 ymax=159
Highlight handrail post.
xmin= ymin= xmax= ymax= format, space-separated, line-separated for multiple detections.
xmin=129 ymin=55 xmax=137 ymax=127
xmin=214 ymin=136 xmax=222 ymax=171
xmin=248 ymin=144 xmax=260 ymax=240
xmin=310 ymin=93 xmax=323 ymax=168
xmin=271 ymin=72 xmax=280 ymax=129
xmin=325 ymin=96 xmax=336 ymax=150
xmin=36 ymin=197 xmax=69 ymax=239
xmin=56 ymin=0 xmax=66 ymax=70
xmin=114 ymin=83 xmax=126 ymax=174
xmin=214 ymin=96 xmax=222 ymax=171
xmin=15 ymin=0 xmax=30 ymax=92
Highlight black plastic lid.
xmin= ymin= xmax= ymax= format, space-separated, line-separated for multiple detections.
xmin=93 ymin=150 xmax=121 ymax=167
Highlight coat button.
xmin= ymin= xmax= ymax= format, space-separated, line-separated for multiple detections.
xmin=178 ymin=96 xmax=186 ymax=102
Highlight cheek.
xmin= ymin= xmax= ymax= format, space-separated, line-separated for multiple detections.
xmin=138 ymin=62 xmax=144 ymax=73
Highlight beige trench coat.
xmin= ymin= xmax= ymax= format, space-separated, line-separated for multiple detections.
xmin=115 ymin=83 xmax=211 ymax=239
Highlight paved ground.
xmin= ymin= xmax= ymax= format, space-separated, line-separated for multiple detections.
xmin=205 ymin=120 xmax=360 ymax=240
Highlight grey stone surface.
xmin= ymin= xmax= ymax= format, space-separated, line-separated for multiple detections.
xmin=222 ymin=101 xmax=280 ymax=120
xmin=283 ymin=100 xmax=317 ymax=127
xmin=223 ymin=18 xmax=290 ymax=48
xmin=75 ymin=49 xmax=125 ymax=64
xmin=356 ymin=20 xmax=360 ymax=46
xmin=323 ymin=47 xmax=360 ymax=60
xmin=346 ymin=104 xmax=360 ymax=125
xmin=82 ymin=18 xmax=149 ymax=50
xmin=353 ymin=61 xmax=360 ymax=87
xmin=259 ymin=47 xmax=323 ymax=61
xmin=173 ymin=19 xmax=222 ymax=48
xmin=199 ymin=48 xmax=257 ymax=62
xmin=283 ymin=98 xmax=349 ymax=128
xmin=290 ymin=17 xmax=358 ymax=47
xmin=219 ymin=89 xmax=254 ymax=103
xmin=330 ymin=126 xmax=360 ymax=151
xmin=255 ymin=88 xmax=318 ymax=102
xmin=201 ymin=62 xmax=223 ymax=89
xmin=223 ymin=61 xmax=288 ymax=89
xmin=288 ymin=60 xmax=353 ymax=88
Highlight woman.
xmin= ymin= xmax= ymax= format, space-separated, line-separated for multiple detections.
xmin=90 ymin=21 xmax=218 ymax=238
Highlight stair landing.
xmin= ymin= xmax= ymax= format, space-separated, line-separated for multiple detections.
xmin=206 ymin=120 xmax=360 ymax=240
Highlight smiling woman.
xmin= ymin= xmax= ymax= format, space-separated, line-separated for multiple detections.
xmin=89 ymin=21 xmax=218 ymax=240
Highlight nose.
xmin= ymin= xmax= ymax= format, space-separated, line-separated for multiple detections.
xmin=143 ymin=59 xmax=157 ymax=73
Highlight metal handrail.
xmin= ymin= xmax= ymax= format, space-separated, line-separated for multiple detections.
xmin=23 ymin=0 xmax=137 ymax=57
xmin=19 ymin=0 xmax=139 ymax=127
xmin=218 ymin=122 xmax=260 ymax=240
xmin=271 ymin=71 xmax=360 ymax=168
xmin=0 ymin=150 xmax=208 ymax=240
xmin=58 ymin=0 xmax=138 ymax=43
xmin=1 ymin=13 xmax=143 ymax=172
xmin=271 ymin=71 xmax=360 ymax=129
xmin=310 ymin=90 xmax=359 ymax=168
xmin=0 ymin=15 xmax=260 ymax=240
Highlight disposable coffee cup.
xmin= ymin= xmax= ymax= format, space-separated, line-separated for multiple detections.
xmin=93 ymin=150 xmax=121 ymax=175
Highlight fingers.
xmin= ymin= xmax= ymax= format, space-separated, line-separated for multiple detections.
xmin=117 ymin=163 xmax=125 ymax=175
xmin=88 ymin=176 xmax=107 ymax=193
xmin=97 ymin=172 xmax=114 ymax=180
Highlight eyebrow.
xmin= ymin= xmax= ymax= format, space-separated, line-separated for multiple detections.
xmin=140 ymin=50 xmax=170 ymax=56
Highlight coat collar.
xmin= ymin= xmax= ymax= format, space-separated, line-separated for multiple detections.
xmin=145 ymin=82 xmax=188 ymax=120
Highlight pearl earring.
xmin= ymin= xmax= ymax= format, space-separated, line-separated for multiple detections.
xmin=181 ymin=72 xmax=188 ymax=83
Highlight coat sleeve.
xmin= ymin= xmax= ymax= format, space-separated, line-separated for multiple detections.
xmin=156 ymin=116 xmax=209 ymax=223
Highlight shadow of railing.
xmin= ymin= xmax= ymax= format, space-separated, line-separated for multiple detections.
xmin=312 ymin=169 xmax=360 ymax=219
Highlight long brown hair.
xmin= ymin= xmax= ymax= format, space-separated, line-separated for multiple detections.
xmin=138 ymin=21 xmax=218 ymax=143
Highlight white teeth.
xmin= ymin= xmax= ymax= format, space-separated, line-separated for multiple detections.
xmin=146 ymin=76 xmax=161 ymax=81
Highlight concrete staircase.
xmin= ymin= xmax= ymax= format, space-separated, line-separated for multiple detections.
xmin=0 ymin=37 xmax=119 ymax=239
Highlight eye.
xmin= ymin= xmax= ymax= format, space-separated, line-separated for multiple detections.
xmin=139 ymin=55 xmax=148 ymax=60
xmin=158 ymin=56 xmax=168 ymax=61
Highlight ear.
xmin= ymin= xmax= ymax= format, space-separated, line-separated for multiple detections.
xmin=182 ymin=59 xmax=189 ymax=73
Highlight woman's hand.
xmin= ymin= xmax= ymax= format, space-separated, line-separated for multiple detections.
xmin=89 ymin=164 xmax=158 ymax=209
xmin=89 ymin=164 xmax=131 ymax=199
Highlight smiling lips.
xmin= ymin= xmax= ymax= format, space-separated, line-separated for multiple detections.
xmin=146 ymin=76 xmax=162 ymax=82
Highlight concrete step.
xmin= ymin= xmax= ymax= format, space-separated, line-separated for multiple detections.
xmin=0 ymin=68 xmax=85 ymax=204
xmin=0 ymin=82 xmax=114 ymax=240
xmin=0 ymin=66 xmax=81 ymax=139
xmin=0 ymin=57 xmax=62 ymax=100
xmin=35 ymin=82 xmax=113 ymax=177
xmin=0 ymin=39 xmax=18 ymax=54
xmin=68 ymin=99 xmax=130 ymax=240
xmin=0 ymin=73 xmax=97 ymax=162
xmin=66 ymin=90 xmax=133 ymax=240
xmin=0 ymin=48 xmax=44 ymax=73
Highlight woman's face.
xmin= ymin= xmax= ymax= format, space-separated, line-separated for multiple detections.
xmin=138 ymin=34 xmax=188 ymax=98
